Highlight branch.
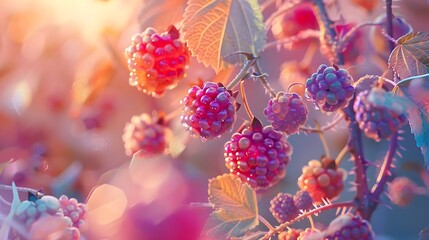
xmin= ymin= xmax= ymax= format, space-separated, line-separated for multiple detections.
xmin=253 ymin=61 xmax=276 ymax=98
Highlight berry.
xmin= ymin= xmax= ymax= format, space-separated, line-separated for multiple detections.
xmin=293 ymin=190 xmax=313 ymax=211
xmin=297 ymin=157 xmax=345 ymax=203
xmin=271 ymin=3 xmax=319 ymax=48
xmin=387 ymin=177 xmax=417 ymax=206
xmin=353 ymin=88 xmax=408 ymax=141
xmin=224 ymin=119 xmax=292 ymax=189
xmin=181 ymin=82 xmax=237 ymax=140
xmin=371 ymin=15 xmax=413 ymax=60
xmin=351 ymin=0 xmax=380 ymax=12
xmin=305 ymin=64 xmax=355 ymax=112
xmin=59 ymin=195 xmax=87 ymax=230
xmin=324 ymin=213 xmax=375 ymax=240
xmin=278 ymin=228 xmax=303 ymax=240
xmin=122 ymin=113 xmax=167 ymax=156
xmin=270 ymin=193 xmax=299 ymax=223
xmin=124 ymin=26 xmax=190 ymax=96
xmin=264 ymin=92 xmax=308 ymax=135
xmin=298 ymin=228 xmax=323 ymax=240
xmin=15 ymin=195 xmax=61 ymax=227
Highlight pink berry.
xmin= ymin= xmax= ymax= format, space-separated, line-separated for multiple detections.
xmin=324 ymin=213 xmax=375 ymax=240
xmin=124 ymin=26 xmax=190 ymax=96
xmin=181 ymin=82 xmax=237 ymax=141
xmin=224 ymin=119 xmax=292 ymax=189
xmin=122 ymin=113 xmax=167 ymax=156
xmin=264 ymin=92 xmax=308 ymax=135
xmin=59 ymin=195 xmax=87 ymax=230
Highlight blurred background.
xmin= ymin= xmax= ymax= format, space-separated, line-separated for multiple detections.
xmin=0 ymin=0 xmax=428 ymax=239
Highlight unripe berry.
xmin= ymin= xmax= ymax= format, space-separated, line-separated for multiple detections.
xmin=181 ymin=82 xmax=237 ymax=140
xmin=224 ymin=119 xmax=292 ymax=189
xmin=124 ymin=26 xmax=190 ymax=96
xmin=264 ymin=92 xmax=308 ymax=135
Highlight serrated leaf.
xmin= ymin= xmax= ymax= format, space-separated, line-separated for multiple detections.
xmin=395 ymin=73 xmax=429 ymax=114
xmin=182 ymin=0 xmax=266 ymax=72
xmin=407 ymin=107 xmax=429 ymax=169
xmin=389 ymin=32 xmax=429 ymax=79
xmin=202 ymin=174 xmax=258 ymax=239
xmin=138 ymin=0 xmax=187 ymax=30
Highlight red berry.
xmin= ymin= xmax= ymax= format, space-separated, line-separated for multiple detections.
xmin=278 ymin=228 xmax=303 ymax=240
xmin=353 ymin=88 xmax=408 ymax=142
xmin=324 ymin=213 xmax=375 ymax=240
xmin=181 ymin=82 xmax=237 ymax=140
xmin=124 ymin=26 xmax=190 ymax=97
xmin=297 ymin=157 xmax=344 ymax=203
xmin=122 ymin=113 xmax=167 ymax=156
xmin=293 ymin=190 xmax=313 ymax=211
xmin=387 ymin=177 xmax=417 ymax=206
xmin=264 ymin=92 xmax=308 ymax=135
xmin=271 ymin=3 xmax=319 ymax=48
xmin=224 ymin=119 xmax=292 ymax=189
xmin=270 ymin=193 xmax=299 ymax=223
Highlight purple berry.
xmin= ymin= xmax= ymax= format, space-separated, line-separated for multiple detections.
xmin=305 ymin=64 xmax=355 ymax=112
xmin=293 ymin=190 xmax=313 ymax=211
xmin=224 ymin=120 xmax=292 ymax=189
xmin=270 ymin=193 xmax=299 ymax=223
xmin=324 ymin=213 xmax=375 ymax=240
xmin=181 ymin=82 xmax=237 ymax=141
xmin=264 ymin=92 xmax=308 ymax=135
xmin=122 ymin=113 xmax=167 ymax=156
xmin=59 ymin=195 xmax=87 ymax=230
xmin=353 ymin=88 xmax=408 ymax=141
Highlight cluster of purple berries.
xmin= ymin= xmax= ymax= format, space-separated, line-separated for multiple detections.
xmin=269 ymin=190 xmax=313 ymax=223
xmin=305 ymin=64 xmax=354 ymax=112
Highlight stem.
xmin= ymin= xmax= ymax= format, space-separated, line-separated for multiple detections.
xmin=310 ymin=0 xmax=344 ymax=65
xmin=335 ymin=144 xmax=349 ymax=167
xmin=385 ymin=0 xmax=396 ymax=53
xmin=308 ymin=215 xmax=315 ymax=229
xmin=253 ymin=60 xmax=276 ymax=98
xmin=300 ymin=42 xmax=318 ymax=68
xmin=260 ymin=201 xmax=356 ymax=240
xmin=258 ymin=215 xmax=275 ymax=231
xmin=299 ymin=113 xmax=344 ymax=133
xmin=0 ymin=184 xmax=39 ymax=195
xmin=372 ymin=133 xmax=398 ymax=199
xmin=316 ymin=122 xmax=331 ymax=159
xmin=240 ymin=81 xmax=254 ymax=119
xmin=226 ymin=59 xmax=256 ymax=90
xmin=336 ymin=23 xmax=382 ymax=54
xmin=164 ymin=108 xmax=182 ymax=123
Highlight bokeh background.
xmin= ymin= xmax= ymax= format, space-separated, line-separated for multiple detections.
xmin=0 ymin=0 xmax=428 ymax=239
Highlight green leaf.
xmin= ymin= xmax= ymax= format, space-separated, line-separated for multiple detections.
xmin=202 ymin=174 xmax=259 ymax=239
xmin=394 ymin=74 xmax=429 ymax=168
xmin=389 ymin=32 xmax=429 ymax=79
xmin=182 ymin=0 xmax=266 ymax=72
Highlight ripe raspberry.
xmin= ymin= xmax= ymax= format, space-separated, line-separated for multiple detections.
xmin=305 ymin=64 xmax=355 ymax=112
xmin=264 ymin=92 xmax=308 ymax=135
xmin=293 ymin=190 xmax=313 ymax=211
xmin=387 ymin=177 xmax=417 ymax=206
xmin=270 ymin=193 xmax=299 ymax=223
xmin=271 ymin=3 xmax=318 ymax=48
xmin=181 ymin=82 xmax=237 ymax=140
xmin=224 ymin=119 xmax=292 ymax=189
xmin=353 ymin=88 xmax=408 ymax=141
xmin=122 ymin=113 xmax=167 ymax=156
xmin=324 ymin=213 xmax=375 ymax=240
xmin=297 ymin=157 xmax=344 ymax=203
xmin=124 ymin=26 xmax=190 ymax=97
xmin=278 ymin=228 xmax=303 ymax=240
xmin=59 ymin=195 xmax=87 ymax=230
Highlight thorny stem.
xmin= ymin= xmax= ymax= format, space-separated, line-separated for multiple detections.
xmin=253 ymin=60 xmax=276 ymax=98
xmin=0 ymin=184 xmax=39 ymax=196
xmin=310 ymin=0 xmax=344 ymax=65
xmin=372 ymin=133 xmax=398 ymax=199
xmin=385 ymin=0 xmax=396 ymax=53
xmin=258 ymin=215 xmax=275 ymax=231
xmin=240 ymin=81 xmax=254 ymax=119
xmin=260 ymin=201 xmax=356 ymax=240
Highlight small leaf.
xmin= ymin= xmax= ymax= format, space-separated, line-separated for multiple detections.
xmin=182 ymin=0 xmax=266 ymax=72
xmin=0 ymin=182 xmax=21 ymax=239
xmin=202 ymin=174 xmax=259 ymax=239
xmin=389 ymin=32 xmax=429 ymax=79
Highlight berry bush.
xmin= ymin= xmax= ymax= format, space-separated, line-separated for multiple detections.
xmin=0 ymin=0 xmax=429 ymax=239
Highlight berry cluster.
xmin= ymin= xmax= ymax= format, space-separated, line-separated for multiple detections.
xmin=122 ymin=113 xmax=167 ymax=156
xmin=270 ymin=190 xmax=314 ymax=224
xmin=353 ymin=88 xmax=408 ymax=141
xmin=323 ymin=214 xmax=375 ymax=240
xmin=298 ymin=157 xmax=345 ymax=203
xmin=15 ymin=196 xmax=61 ymax=227
xmin=224 ymin=120 xmax=292 ymax=189
xmin=264 ymin=92 xmax=308 ymax=135
xmin=124 ymin=26 xmax=190 ymax=97
xmin=305 ymin=64 xmax=354 ymax=112
xmin=59 ymin=195 xmax=87 ymax=230
xmin=181 ymin=82 xmax=237 ymax=140
xmin=278 ymin=228 xmax=302 ymax=240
